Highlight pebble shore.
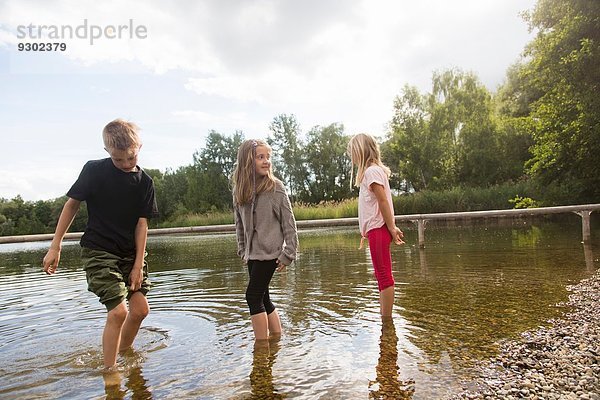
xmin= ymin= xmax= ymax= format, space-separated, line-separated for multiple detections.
xmin=449 ymin=269 xmax=600 ymax=400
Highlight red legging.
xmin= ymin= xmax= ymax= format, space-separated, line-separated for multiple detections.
xmin=367 ymin=225 xmax=395 ymax=291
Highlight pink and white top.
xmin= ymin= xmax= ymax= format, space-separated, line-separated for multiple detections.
xmin=358 ymin=165 xmax=394 ymax=237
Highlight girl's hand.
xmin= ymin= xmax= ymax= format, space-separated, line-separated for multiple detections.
xmin=390 ymin=226 xmax=405 ymax=245
xmin=276 ymin=261 xmax=287 ymax=272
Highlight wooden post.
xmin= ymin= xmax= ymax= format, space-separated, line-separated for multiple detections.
xmin=583 ymin=242 xmax=593 ymax=271
xmin=575 ymin=211 xmax=592 ymax=244
xmin=419 ymin=247 xmax=428 ymax=271
xmin=418 ymin=219 xmax=426 ymax=248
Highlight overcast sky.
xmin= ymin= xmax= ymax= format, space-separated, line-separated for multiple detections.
xmin=0 ymin=0 xmax=537 ymax=201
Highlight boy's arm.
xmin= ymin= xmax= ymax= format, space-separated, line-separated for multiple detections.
xmin=43 ymin=198 xmax=81 ymax=274
xmin=129 ymin=217 xmax=149 ymax=292
xmin=370 ymin=183 xmax=404 ymax=245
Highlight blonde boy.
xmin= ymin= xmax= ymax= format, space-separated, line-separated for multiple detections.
xmin=43 ymin=119 xmax=158 ymax=370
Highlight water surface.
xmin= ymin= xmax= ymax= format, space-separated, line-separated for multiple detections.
xmin=0 ymin=216 xmax=598 ymax=399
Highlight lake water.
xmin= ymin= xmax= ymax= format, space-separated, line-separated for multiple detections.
xmin=0 ymin=216 xmax=598 ymax=399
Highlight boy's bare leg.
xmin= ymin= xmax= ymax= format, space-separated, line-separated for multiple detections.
xmin=267 ymin=309 xmax=282 ymax=337
xmin=379 ymin=286 xmax=395 ymax=317
xmin=119 ymin=292 xmax=149 ymax=352
xmin=103 ymin=302 xmax=128 ymax=368
xmin=251 ymin=312 xmax=269 ymax=340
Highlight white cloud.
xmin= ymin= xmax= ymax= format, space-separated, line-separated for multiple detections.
xmin=0 ymin=0 xmax=220 ymax=73
xmin=0 ymin=0 xmax=537 ymax=200
xmin=0 ymin=167 xmax=76 ymax=201
xmin=170 ymin=109 xmax=257 ymax=131
xmin=1 ymin=0 xmax=535 ymax=87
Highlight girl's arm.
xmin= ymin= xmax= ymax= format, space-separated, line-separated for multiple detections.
xmin=130 ymin=217 xmax=149 ymax=291
xmin=370 ymin=183 xmax=404 ymax=245
xmin=277 ymin=192 xmax=298 ymax=270
xmin=43 ymin=197 xmax=81 ymax=274
xmin=233 ymin=205 xmax=246 ymax=259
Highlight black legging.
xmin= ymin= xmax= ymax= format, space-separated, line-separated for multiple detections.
xmin=246 ymin=259 xmax=277 ymax=315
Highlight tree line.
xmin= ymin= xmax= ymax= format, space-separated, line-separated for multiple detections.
xmin=1 ymin=0 xmax=598 ymax=236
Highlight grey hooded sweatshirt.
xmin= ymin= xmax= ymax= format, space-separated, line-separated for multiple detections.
xmin=234 ymin=179 xmax=298 ymax=265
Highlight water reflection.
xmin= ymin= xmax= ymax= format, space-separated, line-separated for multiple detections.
xmin=0 ymin=218 xmax=598 ymax=399
xmin=399 ymin=221 xmax=595 ymax=376
xmin=104 ymin=371 xmax=126 ymax=399
xmin=249 ymin=338 xmax=285 ymax=399
xmin=418 ymin=248 xmax=427 ymax=272
xmin=369 ymin=318 xmax=415 ymax=399
xmin=125 ymin=366 xmax=152 ymax=400
xmin=584 ymin=243 xmax=595 ymax=271
xmin=103 ymin=350 xmax=153 ymax=400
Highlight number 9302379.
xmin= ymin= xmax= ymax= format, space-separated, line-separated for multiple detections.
xmin=17 ymin=42 xmax=67 ymax=51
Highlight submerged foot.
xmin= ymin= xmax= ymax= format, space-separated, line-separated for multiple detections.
xmin=102 ymin=365 xmax=122 ymax=388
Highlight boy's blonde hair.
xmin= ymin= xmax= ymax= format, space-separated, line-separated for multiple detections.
xmin=103 ymin=119 xmax=142 ymax=150
xmin=347 ymin=133 xmax=391 ymax=188
xmin=231 ymin=139 xmax=277 ymax=205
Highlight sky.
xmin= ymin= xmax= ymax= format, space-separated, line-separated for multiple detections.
xmin=0 ymin=0 xmax=537 ymax=201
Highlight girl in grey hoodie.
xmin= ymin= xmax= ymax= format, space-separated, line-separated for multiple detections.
xmin=232 ymin=139 xmax=298 ymax=341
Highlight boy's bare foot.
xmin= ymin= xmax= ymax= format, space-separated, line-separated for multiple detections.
xmin=102 ymin=365 xmax=122 ymax=388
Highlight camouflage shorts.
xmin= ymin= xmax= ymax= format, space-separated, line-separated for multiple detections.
xmin=81 ymin=247 xmax=150 ymax=311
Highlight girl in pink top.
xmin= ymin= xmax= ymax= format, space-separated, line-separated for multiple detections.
xmin=348 ymin=133 xmax=404 ymax=317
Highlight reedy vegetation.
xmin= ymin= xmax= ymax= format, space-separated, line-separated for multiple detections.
xmin=1 ymin=0 xmax=598 ymax=235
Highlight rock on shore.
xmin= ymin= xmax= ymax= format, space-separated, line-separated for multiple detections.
xmin=449 ymin=269 xmax=600 ymax=400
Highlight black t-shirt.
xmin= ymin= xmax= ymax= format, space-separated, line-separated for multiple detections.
xmin=67 ymin=158 xmax=159 ymax=257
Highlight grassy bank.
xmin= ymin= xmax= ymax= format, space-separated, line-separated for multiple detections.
xmin=156 ymin=182 xmax=545 ymax=228
xmin=155 ymin=199 xmax=359 ymax=228
xmin=394 ymin=181 xmax=538 ymax=214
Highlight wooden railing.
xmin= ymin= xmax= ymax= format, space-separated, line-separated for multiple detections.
xmin=0 ymin=204 xmax=598 ymax=247
xmin=394 ymin=203 xmax=600 ymax=247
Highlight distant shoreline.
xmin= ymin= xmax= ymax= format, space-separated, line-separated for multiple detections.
xmin=3 ymin=204 xmax=599 ymax=246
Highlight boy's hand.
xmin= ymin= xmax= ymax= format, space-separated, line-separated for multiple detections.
xmin=129 ymin=264 xmax=143 ymax=291
xmin=43 ymin=248 xmax=61 ymax=274
xmin=390 ymin=226 xmax=405 ymax=245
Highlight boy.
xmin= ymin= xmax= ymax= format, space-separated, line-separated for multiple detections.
xmin=42 ymin=119 xmax=159 ymax=371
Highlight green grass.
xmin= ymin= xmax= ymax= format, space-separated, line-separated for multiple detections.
xmin=156 ymin=211 xmax=234 ymax=228
xmin=155 ymin=181 xmax=546 ymax=228
xmin=155 ymin=199 xmax=359 ymax=228
xmin=394 ymin=181 xmax=539 ymax=214
xmin=292 ymin=199 xmax=358 ymax=220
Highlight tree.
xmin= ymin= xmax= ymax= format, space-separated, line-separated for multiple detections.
xmin=493 ymin=62 xmax=538 ymax=183
xmin=304 ymin=123 xmax=353 ymax=202
xmin=493 ymin=116 xmax=534 ymax=182
xmin=0 ymin=195 xmax=87 ymax=235
xmin=385 ymin=69 xmax=501 ymax=190
xmin=187 ymin=130 xmax=244 ymax=212
xmin=268 ymin=114 xmax=308 ymax=201
xmin=428 ymin=69 xmax=500 ymax=187
xmin=494 ymin=62 xmax=542 ymax=118
xmin=383 ymin=84 xmax=437 ymax=191
xmin=146 ymin=168 xmax=187 ymax=222
xmin=521 ymin=0 xmax=600 ymax=201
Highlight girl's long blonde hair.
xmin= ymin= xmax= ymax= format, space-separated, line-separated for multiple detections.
xmin=231 ymin=139 xmax=277 ymax=205
xmin=347 ymin=133 xmax=391 ymax=188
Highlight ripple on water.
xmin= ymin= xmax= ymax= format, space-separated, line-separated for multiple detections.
xmin=1 ymin=223 xmax=598 ymax=399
